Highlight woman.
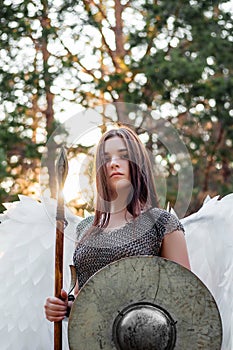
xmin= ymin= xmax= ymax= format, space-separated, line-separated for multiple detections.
xmin=44 ymin=125 xmax=190 ymax=322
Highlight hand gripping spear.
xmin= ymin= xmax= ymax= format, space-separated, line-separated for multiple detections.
xmin=54 ymin=146 xmax=68 ymax=350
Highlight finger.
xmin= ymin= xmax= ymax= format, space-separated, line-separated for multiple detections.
xmin=44 ymin=302 xmax=67 ymax=313
xmin=45 ymin=297 xmax=67 ymax=306
xmin=44 ymin=304 xmax=67 ymax=313
xmin=44 ymin=305 xmax=66 ymax=314
xmin=61 ymin=289 xmax=68 ymax=300
xmin=44 ymin=307 xmax=67 ymax=320
xmin=46 ymin=312 xmax=66 ymax=319
xmin=47 ymin=315 xmax=65 ymax=322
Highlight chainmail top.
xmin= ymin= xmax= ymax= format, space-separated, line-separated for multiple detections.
xmin=73 ymin=208 xmax=184 ymax=289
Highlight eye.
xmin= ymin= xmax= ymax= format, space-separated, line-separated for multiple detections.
xmin=104 ymin=155 xmax=111 ymax=162
xmin=121 ymin=153 xmax=129 ymax=159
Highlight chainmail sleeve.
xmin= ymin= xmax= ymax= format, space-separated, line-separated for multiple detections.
xmin=75 ymin=215 xmax=94 ymax=241
xmin=73 ymin=208 xmax=184 ymax=289
xmin=149 ymin=208 xmax=185 ymax=236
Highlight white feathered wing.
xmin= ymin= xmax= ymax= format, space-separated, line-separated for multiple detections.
xmin=181 ymin=194 xmax=233 ymax=350
xmin=0 ymin=195 xmax=81 ymax=350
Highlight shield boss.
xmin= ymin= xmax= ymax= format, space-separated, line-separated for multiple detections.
xmin=68 ymin=256 xmax=222 ymax=349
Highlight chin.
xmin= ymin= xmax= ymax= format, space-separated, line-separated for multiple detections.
xmin=110 ymin=181 xmax=133 ymax=202
xmin=112 ymin=179 xmax=131 ymax=190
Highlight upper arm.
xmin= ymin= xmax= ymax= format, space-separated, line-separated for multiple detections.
xmin=160 ymin=230 xmax=191 ymax=270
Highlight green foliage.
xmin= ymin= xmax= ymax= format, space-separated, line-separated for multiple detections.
xmin=0 ymin=0 xmax=232 ymax=214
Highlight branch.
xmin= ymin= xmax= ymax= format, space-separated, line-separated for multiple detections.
xmin=82 ymin=0 xmax=119 ymax=70
xmin=202 ymin=121 xmax=225 ymax=192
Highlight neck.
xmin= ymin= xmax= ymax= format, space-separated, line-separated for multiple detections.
xmin=110 ymin=204 xmax=127 ymax=214
xmin=110 ymin=187 xmax=132 ymax=214
xmin=106 ymin=206 xmax=133 ymax=229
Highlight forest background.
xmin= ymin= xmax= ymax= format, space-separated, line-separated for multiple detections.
xmin=0 ymin=0 xmax=232 ymax=217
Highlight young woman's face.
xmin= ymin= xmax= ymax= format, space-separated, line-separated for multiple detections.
xmin=104 ymin=136 xmax=131 ymax=196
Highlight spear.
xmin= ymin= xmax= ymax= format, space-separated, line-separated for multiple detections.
xmin=54 ymin=146 xmax=68 ymax=350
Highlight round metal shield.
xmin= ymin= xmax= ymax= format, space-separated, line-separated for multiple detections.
xmin=68 ymin=256 xmax=222 ymax=349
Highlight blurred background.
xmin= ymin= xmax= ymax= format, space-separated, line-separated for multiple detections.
xmin=0 ymin=0 xmax=232 ymax=216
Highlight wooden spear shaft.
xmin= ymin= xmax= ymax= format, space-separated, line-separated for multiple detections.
xmin=54 ymin=146 xmax=68 ymax=350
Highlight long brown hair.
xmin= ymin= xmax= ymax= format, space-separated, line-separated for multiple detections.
xmin=92 ymin=125 xmax=159 ymax=229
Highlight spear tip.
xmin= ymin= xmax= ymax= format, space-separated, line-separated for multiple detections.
xmin=56 ymin=146 xmax=68 ymax=189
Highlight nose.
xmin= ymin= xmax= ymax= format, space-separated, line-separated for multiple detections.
xmin=110 ymin=156 xmax=120 ymax=168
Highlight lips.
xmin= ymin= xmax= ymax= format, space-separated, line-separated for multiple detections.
xmin=110 ymin=172 xmax=123 ymax=178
